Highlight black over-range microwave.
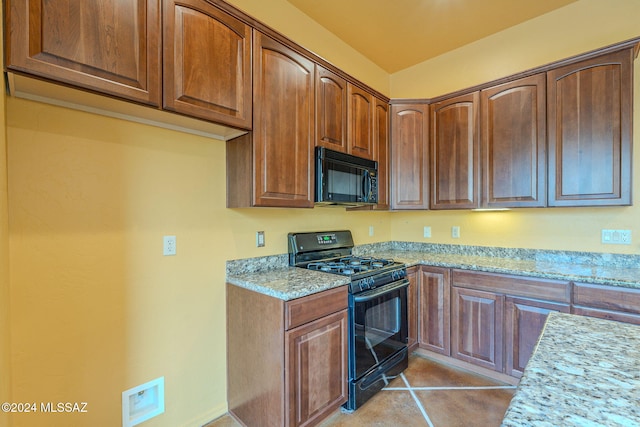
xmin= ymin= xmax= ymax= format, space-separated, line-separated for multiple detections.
xmin=315 ymin=147 xmax=378 ymax=207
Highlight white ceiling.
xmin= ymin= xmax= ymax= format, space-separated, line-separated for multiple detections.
xmin=285 ymin=0 xmax=578 ymax=73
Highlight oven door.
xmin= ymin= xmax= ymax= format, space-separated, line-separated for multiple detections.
xmin=350 ymin=279 xmax=409 ymax=380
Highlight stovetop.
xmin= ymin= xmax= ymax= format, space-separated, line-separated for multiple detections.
xmin=288 ymin=231 xmax=407 ymax=294
xmin=306 ymin=256 xmax=398 ymax=275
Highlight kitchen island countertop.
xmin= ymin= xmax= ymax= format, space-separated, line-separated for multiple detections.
xmin=501 ymin=312 xmax=640 ymax=426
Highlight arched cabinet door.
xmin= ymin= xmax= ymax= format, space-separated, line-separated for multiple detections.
xmin=252 ymin=32 xmax=315 ymax=208
xmin=163 ymin=0 xmax=252 ymax=129
xmin=430 ymin=92 xmax=480 ymax=210
xmin=8 ymin=0 xmax=162 ymax=106
xmin=390 ymin=104 xmax=429 ymax=210
xmin=316 ymin=66 xmax=348 ymax=152
xmin=547 ymin=48 xmax=633 ymax=207
xmin=481 ymin=74 xmax=547 ymax=208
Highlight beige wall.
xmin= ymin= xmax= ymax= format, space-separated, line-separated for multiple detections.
xmin=389 ymin=0 xmax=640 ymax=253
xmin=4 ymin=0 xmax=640 ymax=426
xmin=1 ymin=3 xmax=11 ymax=425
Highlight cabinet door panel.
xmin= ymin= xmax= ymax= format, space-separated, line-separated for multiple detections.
xmin=253 ymin=32 xmax=315 ymax=207
xmin=419 ymin=267 xmax=451 ymax=355
xmin=481 ymin=74 xmax=546 ymax=207
xmin=547 ymin=49 xmax=633 ymax=206
xmin=163 ymin=0 xmax=252 ymax=128
xmin=8 ymin=0 xmax=161 ymax=105
xmin=286 ymin=310 xmax=348 ymax=427
xmin=504 ymin=297 xmax=569 ymax=378
xmin=390 ymin=104 xmax=429 ymax=209
xmin=406 ymin=267 xmax=419 ymax=350
xmin=430 ymin=92 xmax=480 ymax=209
xmin=373 ymin=98 xmax=390 ymax=209
xmin=347 ymin=84 xmax=374 ymax=159
xmin=451 ymin=287 xmax=503 ymax=371
xmin=316 ymin=66 xmax=347 ymax=152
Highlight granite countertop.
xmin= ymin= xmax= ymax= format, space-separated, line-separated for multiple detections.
xmin=226 ymin=242 xmax=640 ymax=300
xmin=226 ymin=263 xmax=350 ymax=300
xmin=501 ymin=312 xmax=640 ymax=426
xmin=366 ymin=250 xmax=640 ymax=289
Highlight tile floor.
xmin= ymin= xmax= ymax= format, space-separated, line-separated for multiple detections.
xmin=207 ymin=354 xmax=517 ymax=427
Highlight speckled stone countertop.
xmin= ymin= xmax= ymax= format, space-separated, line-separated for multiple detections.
xmin=226 ymin=254 xmax=349 ymax=300
xmin=355 ymin=242 xmax=640 ymax=289
xmin=226 ymin=242 xmax=640 ymax=300
xmin=501 ymin=312 xmax=640 ymax=426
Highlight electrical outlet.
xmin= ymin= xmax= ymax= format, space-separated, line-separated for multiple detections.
xmin=423 ymin=226 xmax=431 ymax=238
xmin=256 ymin=231 xmax=265 ymax=247
xmin=452 ymin=226 xmax=460 ymax=239
xmin=602 ymin=229 xmax=631 ymax=245
xmin=369 ymin=226 xmax=374 ymax=237
xmin=163 ymin=235 xmax=176 ymax=256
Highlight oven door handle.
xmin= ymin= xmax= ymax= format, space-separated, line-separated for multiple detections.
xmin=353 ymin=279 xmax=409 ymax=303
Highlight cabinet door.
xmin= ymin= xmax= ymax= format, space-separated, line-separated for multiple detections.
xmin=316 ymin=66 xmax=348 ymax=152
xmin=418 ymin=267 xmax=451 ymax=355
xmin=504 ymin=297 xmax=569 ymax=378
xmin=406 ymin=267 xmax=419 ymax=350
xmin=285 ymin=310 xmax=348 ymax=427
xmin=373 ymin=97 xmax=390 ymax=209
xmin=253 ymin=32 xmax=315 ymax=207
xmin=347 ymin=84 xmax=375 ymax=160
xmin=430 ymin=92 xmax=480 ymax=209
xmin=7 ymin=0 xmax=161 ymax=106
xmin=163 ymin=0 xmax=252 ymax=129
xmin=481 ymin=74 xmax=546 ymax=208
xmin=451 ymin=286 xmax=503 ymax=371
xmin=390 ymin=104 xmax=429 ymax=209
xmin=547 ymin=49 xmax=633 ymax=206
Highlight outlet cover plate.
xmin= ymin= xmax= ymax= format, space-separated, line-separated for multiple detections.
xmin=601 ymin=229 xmax=631 ymax=245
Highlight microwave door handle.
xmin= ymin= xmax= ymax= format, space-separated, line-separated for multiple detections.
xmin=363 ymin=170 xmax=371 ymax=199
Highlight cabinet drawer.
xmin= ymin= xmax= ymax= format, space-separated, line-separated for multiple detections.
xmin=573 ymin=282 xmax=640 ymax=315
xmin=285 ymin=286 xmax=348 ymax=330
xmin=452 ymin=270 xmax=570 ymax=303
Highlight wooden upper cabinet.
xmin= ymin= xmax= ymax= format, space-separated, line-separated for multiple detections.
xmin=481 ymin=74 xmax=546 ymax=208
xmin=316 ymin=66 xmax=348 ymax=152
xmin=390 ymin=104 xmax=429 ymax=210
xmin=163 ymin=0 xmax=252 ymax=129
xmin=430 ymin=92 xmax=480 ymax=209
xmin=547 ymin=48 xmax=634 ymax=206
xmin=347 ymin=84 xmax=375 ymax=160
xmin=374 ymin=97 xmax=390 ymax=209
xmin=252 ymin=32 xmax=315 ymax=208
xmin=7 ymin=0 xmax=161 ymax=106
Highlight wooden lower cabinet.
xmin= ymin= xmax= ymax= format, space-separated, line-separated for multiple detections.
xmin=418 ymin=266 xmax=450 ymax=355
xmin=572 ymin=282 xmax=640 ymax=325
xmin=227 ymin=284 xmax=348 ymax=427
xmin=406 ymin=267 xmax=419 ymax=350
xmin=286 ymin=310 xmax=348 ymax=427
xmin=451 ymin=286 xmax=504 ymax=371
xmin=504 ymin=297 xmax=569 ymax=378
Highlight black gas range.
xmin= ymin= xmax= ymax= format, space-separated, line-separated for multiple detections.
xmin=288 ymin=230 xmax=407 ymax=294
xmin=288 ymin=230 xmax=409 ymax=411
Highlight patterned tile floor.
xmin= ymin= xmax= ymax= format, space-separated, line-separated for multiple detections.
xmin=208 ymin=354 xmax=517 ymax=427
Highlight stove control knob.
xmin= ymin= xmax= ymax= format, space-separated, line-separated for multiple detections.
xmin=391 ymin=270 xmax=406 ymax=281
